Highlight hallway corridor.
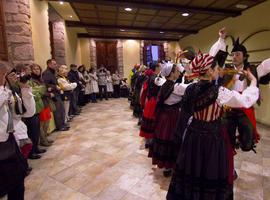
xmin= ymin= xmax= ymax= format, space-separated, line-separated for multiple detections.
xmin=25 ymin=99 xmax=270 ymax=200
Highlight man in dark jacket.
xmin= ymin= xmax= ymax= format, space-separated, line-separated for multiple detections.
xmin=68 ymin=64 xmax=81 ymax=115
xmin=42 ymin=59 xmax=69 ymax=131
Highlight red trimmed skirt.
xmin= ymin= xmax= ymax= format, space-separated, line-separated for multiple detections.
xmin=149 ymin=106 xmax=180 ymax=169
xmin=139 ymin=97 xmax=157 ymax=139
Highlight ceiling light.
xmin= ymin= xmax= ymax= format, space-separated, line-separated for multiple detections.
xmin=125 ymin=8 xmax=132 ymax=12
xmin=59 ymin=1 xmax=64 ymax=5
xmin=69 ymin=15 xmax=73 ymax=18
xmin=120 ymin=29 xmax=125 ymax=32
xmin=235 ymin=4 xmax=248 ymax=9
xmin=182 ymin=13 xmax=189 ymax=17
xmin=160 ymin=31 xmax=164 ymax=34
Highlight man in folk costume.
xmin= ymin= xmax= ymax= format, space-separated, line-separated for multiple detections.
xmin=210 ymin=28 xmax=270 ymax=180
xmin=139 ymin=62 xmax=165 ymax=148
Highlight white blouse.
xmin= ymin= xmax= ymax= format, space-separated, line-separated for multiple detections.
xmin=164 ymin=82 xmax=190 ymax=105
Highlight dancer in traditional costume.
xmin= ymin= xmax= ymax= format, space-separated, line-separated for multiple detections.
xmin=139 ymin=62 xmax=165 ymax=148
xmin=149 ymin=61 xmax=188 ymax=177
xmin=166 ymin=50 xmax=259 ymax=200
xmin=133 ymin=65 xmax=147 ymax=121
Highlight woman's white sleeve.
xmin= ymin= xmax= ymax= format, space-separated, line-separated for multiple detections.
xmin=217 ymin=86 xmax=259 ymax=108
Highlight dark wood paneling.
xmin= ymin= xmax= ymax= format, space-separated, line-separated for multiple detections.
xmin=96 ymin=41 xmax=117 ymax=73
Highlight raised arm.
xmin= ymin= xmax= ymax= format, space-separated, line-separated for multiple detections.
xmin=209 ymin=27 xmax=227 ymax=57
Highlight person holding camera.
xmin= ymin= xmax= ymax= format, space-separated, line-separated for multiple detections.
xmin=0 ymin=61 xmax=36 ymax=200
xmin=14 ymin=64 xmax=46 ymax=159
xmin=42 ymin=59 xmax=69 ymax=132
xmin=97 ymin=66 xmax=108 ymax=100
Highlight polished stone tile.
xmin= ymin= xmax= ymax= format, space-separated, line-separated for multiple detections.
xmin=24 ymin=98 xmax=270 ymax=200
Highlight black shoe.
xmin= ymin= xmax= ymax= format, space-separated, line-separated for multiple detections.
xmin=36 ymin=149 xmax=46 ymax=154
xmin=60 ymin=127 xmax=69 ymax=131
xmin=64 ymin=123 xmax=70 ymax=128
xmin=29 ymin=154 xmax=41 ymax=159
xmin=163 ymin=169 xmax=172 ymax=177
xmin=26 ymin=166 xmax=32 ymax=176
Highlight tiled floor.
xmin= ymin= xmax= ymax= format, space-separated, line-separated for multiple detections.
xmin=24 ymin=98 xmax=270 ymax=200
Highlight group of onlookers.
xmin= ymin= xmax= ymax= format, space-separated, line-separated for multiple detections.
xmin=0 ymin=58 xmax=129 ymax=200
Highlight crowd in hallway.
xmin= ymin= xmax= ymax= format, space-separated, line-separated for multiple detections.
xmin=0 ymin=59 xmax=130 ymax=200
xmin=1 ymin=26 xmax=270 ymax=200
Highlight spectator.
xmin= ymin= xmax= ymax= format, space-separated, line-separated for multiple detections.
xmin=57 ymin=65 xmax=77 ymax=124
xmin=0 ymin=61 xmax=35 ymax=200
xmin=43 ymin=59 xmax=69 ymax=132
xmin=112 ymin=70 xmax=121 ymax=98
xmin=15 ymin=64 xmax=45 ymax=159
xmin=97 ymin=66 xmax=108 ymax=100
xmin=77 ymin=65 xmax=87 ymax=106
xmin=30 ymin=64 xmax=53 ymax=147
xmin=106 ymin=70 xmax=113 ymax=98
xmin=68 ymin=64 xmax=81 ymax=115
xmin=88 ymin=67 xmax=99 ymax=103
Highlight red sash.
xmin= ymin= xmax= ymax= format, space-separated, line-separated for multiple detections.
xmin=241 ymin=107 xmax=260 ymax=143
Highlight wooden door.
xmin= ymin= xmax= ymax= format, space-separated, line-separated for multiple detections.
xmin=96 ymin=41 xmax=117 ymax=73
xmin=0 ymin=1 xmax=8 ymax=61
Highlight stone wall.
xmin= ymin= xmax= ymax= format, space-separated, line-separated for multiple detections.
xmin=4 ymin=0 xmax=34 ymax=65
xmin=89 ymin=39 xmax=96 ymax=68
xmin=48 ymin=6 xmax=65 ymax=65
xmin=116 ymin=40 xmax=124 ymax=76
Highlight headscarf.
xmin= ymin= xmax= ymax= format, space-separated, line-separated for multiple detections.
xmin=160 ymin=61 xmax=174 ymax=77
xmin=190 ymin=53 xmax=214 ymax=75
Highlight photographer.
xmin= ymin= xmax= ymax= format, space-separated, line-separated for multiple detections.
xmin=15 ymin=64 xmax=45 ymax=159
xmin=97 ymin=66 xmax=108 ymax=100
xmin=0 ymin=61 xmax=35 ymax=200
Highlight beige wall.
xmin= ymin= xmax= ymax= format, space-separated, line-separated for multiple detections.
xmin=179 ymin=1 xmax=270 ymax=125
xmin=123 ymin=40 xmax=140 ymax=78
xmin=64 ymin=27 xmax=82 ymax=67
xmin=79 ymin=38 xmax=90 ymax=69
xmin=29 ymin=0 xmax=51 ymax=68
xmin=167 ymin=42 xmax=181 ymax=62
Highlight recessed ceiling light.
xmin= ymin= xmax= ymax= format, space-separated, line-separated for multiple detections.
xmin=59 ymin=1 xmax=64 ymax=5
xmin=182 ymin=13 xmax=189 ymax=17
xmin=235 ymin=4 xmax=248 ymax=9
xmin=125 ymin=8 xmax=132 ymax=12
xmin=120 ymin=29 xmax=125 ymax=32
xmin=69 ymin=15 xmax=73 ymax=18
xmin=160 ymin=31 xmax=164 ymax=34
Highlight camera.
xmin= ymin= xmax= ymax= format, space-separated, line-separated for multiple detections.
xmin=7 ymin=68 xmax=31 ymax=83
xmin=18 ymin=72 xmax=31 ymax=83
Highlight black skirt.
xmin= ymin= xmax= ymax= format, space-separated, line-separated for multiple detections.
xmin=167 ymin=119 xmax=230 ymax=200
xmin=149 ymin=105 xmax=180 ymax=169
